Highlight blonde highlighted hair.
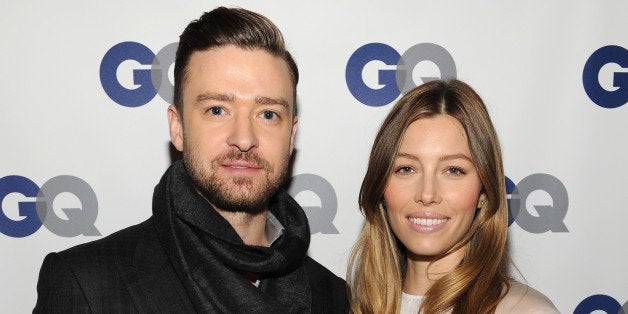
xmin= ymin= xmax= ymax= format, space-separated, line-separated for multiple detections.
xmin=347 ymin=79 xmax=510 ymax=313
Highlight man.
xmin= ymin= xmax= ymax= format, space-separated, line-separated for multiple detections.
xmin=34 ymin=7 xmax=348 ymax=313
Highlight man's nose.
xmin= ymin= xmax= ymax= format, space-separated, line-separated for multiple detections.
xmin=226 ymin=114 xmax=259 ymax=152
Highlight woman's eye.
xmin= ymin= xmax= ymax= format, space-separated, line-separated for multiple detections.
xmin=208 ymin=106 xmax=224 ymax=116
xmin=396 ymin=166 xmax=413 ymax=174
xmin=447 ymin=167 xmax=465 ymax=175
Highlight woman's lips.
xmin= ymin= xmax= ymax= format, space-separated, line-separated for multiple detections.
xmin=406 ymin=213 xmax=450 ymax=233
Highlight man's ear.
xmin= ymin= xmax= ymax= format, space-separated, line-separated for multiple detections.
xmin=289 ymin=116 xmax=298 ymax=153
xmin=167 ymin=105 xmax=184 ymax=152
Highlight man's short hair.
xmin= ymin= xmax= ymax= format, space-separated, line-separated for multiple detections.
xmin=174 ymin=7 xmax=299 ymax=116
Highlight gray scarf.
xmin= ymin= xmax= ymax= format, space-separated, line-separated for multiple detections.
xmin=152 ymin=161 xmax=312 ymax=313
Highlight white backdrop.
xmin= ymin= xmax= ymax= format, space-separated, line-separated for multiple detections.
xmin=2 ymin=1 xmax=627 ymax=312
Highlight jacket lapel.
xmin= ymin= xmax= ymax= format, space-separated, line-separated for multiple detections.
xmin=116 ymin=219 xmax=195 ymax=312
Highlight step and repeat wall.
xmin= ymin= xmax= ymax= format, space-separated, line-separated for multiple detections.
xmin=2 ymin=1 xmax=627 ymax=312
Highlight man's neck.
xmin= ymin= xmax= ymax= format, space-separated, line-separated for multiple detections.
xmin=216 ymin=209 xmax=269 ymax=247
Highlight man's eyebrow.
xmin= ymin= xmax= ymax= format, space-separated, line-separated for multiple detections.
xmin=255 ymin=96 xmax=289 ymax=109
xmin=193 ymin=93 xmax=289 ymax=110
xmin=194 ymin=92 xmax=235 ymax=106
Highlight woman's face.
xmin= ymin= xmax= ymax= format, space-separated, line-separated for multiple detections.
xmin=384 ymin=114 xmax=484 ymax=259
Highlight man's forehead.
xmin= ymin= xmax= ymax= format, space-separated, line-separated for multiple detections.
xmin=181 ymin=47 xmax=295 ymax=110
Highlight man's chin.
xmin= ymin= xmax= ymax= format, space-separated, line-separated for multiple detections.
xmin=207 ymin=195 xmax=269 ymax=215
xmin=200 ymin=184 xmax=274 ymax=215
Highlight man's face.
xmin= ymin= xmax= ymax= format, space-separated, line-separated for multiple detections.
xmin=168 ymin=45 xmax=297 ymax=214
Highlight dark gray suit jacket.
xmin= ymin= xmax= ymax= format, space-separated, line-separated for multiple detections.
xmin=33 ymin=218 xmax=348 ymax=313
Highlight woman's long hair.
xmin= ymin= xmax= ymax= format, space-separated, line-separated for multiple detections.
xmin=347 ymin=79 xmax=510 ymax=313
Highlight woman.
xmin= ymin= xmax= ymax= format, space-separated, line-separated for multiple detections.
xmin=347 ymin=79 xmax=558 ymax=313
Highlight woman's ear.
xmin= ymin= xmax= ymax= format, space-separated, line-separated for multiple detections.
xmin=477 ymin=194 xmax=487 ymax=209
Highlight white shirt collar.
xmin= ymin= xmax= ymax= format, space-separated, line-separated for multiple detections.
xmin=265 ymin=211 xmax=285 ymax=246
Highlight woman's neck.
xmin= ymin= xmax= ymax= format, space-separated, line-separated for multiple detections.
xmin=402 ymin=245 xmax=467 ymax=295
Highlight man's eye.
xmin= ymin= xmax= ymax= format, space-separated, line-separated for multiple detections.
xmin=262 ymin=110 xmax=277 ymax=120
xmin=209 ymin=107 xmax=224 ymax=115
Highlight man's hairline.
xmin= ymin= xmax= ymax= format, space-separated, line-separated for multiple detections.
xmin=176 ymin=45 xmax=298 ymax=118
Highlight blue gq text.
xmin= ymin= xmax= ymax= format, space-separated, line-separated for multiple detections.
xmin=574 ymin=294 xmax=627 ymax=314
xmin=582 ymin=45 xmax=628 ymax=108
xmin=346 ymin=43 xmax=456 ymax=107
xmin=100 ymin=41 xmax=178 ymax=107
xmin=0 ymin=175 xmax=100 ymax=238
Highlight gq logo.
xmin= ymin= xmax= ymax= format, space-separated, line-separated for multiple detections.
xmin=287 ymin=174 xmax=339 ymax=234
xmin=583 ymin=45 xmax=628 ymax=108
xmin=100 ymin=41 xmax=178 ymax=107
xmin=0 ymin=175 xmax=100 ymax=238
xmin=574 ymin=294 xmax=627 ymax=314
xmin=506 ymin=174 xmax=568 ymax=233
xmin=346 ymin=43 xmax=457 ymax=107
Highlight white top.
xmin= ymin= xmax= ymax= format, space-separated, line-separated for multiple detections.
xmin=400 ymin=281 xmax=560 ymax=313
xmin=400 ymin=293 xmax=424 ymax=314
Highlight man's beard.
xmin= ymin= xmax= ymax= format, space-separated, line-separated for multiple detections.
xmin=183 ymin=147 xmax=290 ymax=215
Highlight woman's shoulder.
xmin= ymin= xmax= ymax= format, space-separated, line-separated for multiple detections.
xmin=496 ymin=281 xmax=559 ymax=313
